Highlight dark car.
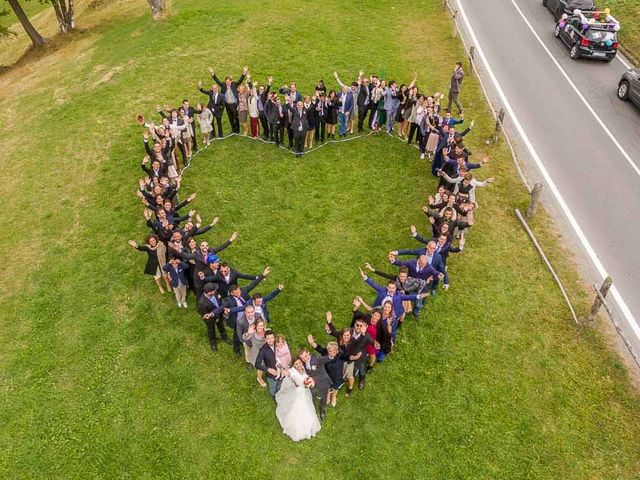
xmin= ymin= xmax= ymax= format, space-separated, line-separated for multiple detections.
xmin=617 ymin=69 xmax=640 ymax=108
xmin=543 ymin=0 xmax=595 ymax=21
xmin=554 ymin=12 xmax=619 ymax=62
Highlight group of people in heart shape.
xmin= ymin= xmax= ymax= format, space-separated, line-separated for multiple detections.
xmin=128 ymin=64 xmax=495 ymax=441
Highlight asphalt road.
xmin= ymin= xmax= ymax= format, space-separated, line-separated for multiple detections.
xmin=455 ymin=0 xmax=640 ymax=357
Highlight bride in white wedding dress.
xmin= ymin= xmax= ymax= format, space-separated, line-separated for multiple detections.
xmin=275 ymin=357 xmax=321 ymax=441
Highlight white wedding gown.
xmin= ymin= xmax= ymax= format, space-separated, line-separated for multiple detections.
xmin=275 ymin=368 xmax=321 ymax=441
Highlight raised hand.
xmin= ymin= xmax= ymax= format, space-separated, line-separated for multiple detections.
xmin=326 ymin=311 xmax=333 ymax=323
xmin=186 ymin=193 xmax=197 ymax=202
xmin=307 ymin=334 xmax=315 ymax=346
xmin=142 ymin=155 xmax=150 ymax=165
xmin=128 ymin=240 xmax=137 ymax=248
xmin=410 ymin=225 xmax=417 ymax=236
xmin=359 ymin=268 xmax=366 ymax=280
xmin=188 ymin=209 xmax=196 ymax=218
xmin=422 ymin=205 xmax=429 ymax=213
xmin=211 ymin=216 xmax=219 ymax=226
xmin=388 ymin=252 xmax=396 ymax=262
xmin=198 ymin=80 xmax=203 ymax=88
xmin=364 ymin=262 xmax=374 ymax=272
xmin=278 ymin=284 xmax=284 ymax=290
xmin=262 ymin=266 xmax=271 ymax=277
xmin=333 ymin=71 xmax=339 ymax=78
xmin=352 ymin=297 xmax=362 ymax=309
xmin=143 ymin=208 xmax=152 ymax=220
xmin=230 ymin=231 xmax=239 ymax=242
xmin=143 ymin=131 xmax=149 ymax=140
xmin=207 ymin=66 xmax=214 ymax=75
xmin=268 ymin=75 xmax=273 ymax=84
xmin=242 ymin=66 xmax=249 ymax=74
xmin=487 ymin=177 xmax=496 ymax=183
xmin=197 ymin=271 xmax=205 ymax=279
xmin=428 ymin=217 xmax=435 ymax=225
xmin=459 ymin=235 xmax=466 ymax=248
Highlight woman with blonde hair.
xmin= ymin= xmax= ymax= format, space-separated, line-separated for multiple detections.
xmin=303 ymin=95 xmax=316 ymax=150
xmin=237 ymin=83 xmax=250 ymax=136
xmin=195 ymin=102 xmax=213 ymax=146
xmin=243 ymin=319 xmax=268 ymax=387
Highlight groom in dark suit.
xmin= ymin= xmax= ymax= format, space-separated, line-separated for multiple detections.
xmin=298 ymin=347 xmax=331 ymax=421
xmin=255 ymin=330 xmax=280 ymax=398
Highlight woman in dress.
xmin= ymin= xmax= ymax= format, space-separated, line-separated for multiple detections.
xmin=275 ymin=334 xmax=292 ymax=370
xmin=243 ymin=320 xmax=267 ymax=387
xmin=128 ymin=234 xmax=170 ymax=293
xmin=237 ymin=84 xmax=250 ymax=136
xmin=248 ymin=83 xmax=260 ymax=139
xmin=275 ymin=357 xmax=321 ymax=442
xmin=195 ymin=103 xmax=213 ymax=146
xmin=378 ymin=301 xmax=397 ymax=361
xmin=326 ymin=90 xmax=338 ymax=140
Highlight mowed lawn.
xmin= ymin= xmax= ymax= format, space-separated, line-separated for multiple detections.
xmin=600 ymin=0 xmax=640 ymax=60
xmin=1 ymin=0 xmax=640 ymax=478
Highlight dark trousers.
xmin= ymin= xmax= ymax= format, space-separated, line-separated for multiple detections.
xmin=202 ymin=316 xmax=226 ymax=347
xmin=311 ymin=384 xmax=329 ymax=412
xmin=355 ymin=354 xmax=368 ymax=381
xmin=190 ymin=117 xmax=198 ymax=151
xmin=211 ymin=115 xmax=224 ymax=138
xmin=357 ymin=104 xmax=370 ymax=131
xmin=177 ymin=141 xmax=188 ymax=166
xmin=269 ymin=121 xmax=280 ymax=144
xmin=225 ymin=103 xmax=240 ymax=133
xmin=287 ymin=127 xmax=294 ymax=148
xmin=408 ymin=122 xmax=420 ymax=144
xmin=315 ymin=120 xmax=326 ymax=143
xmin=418 ymin=130 xmax=427 ymax=154
xmin=447 ymin=90 xmax=463 ymax=114
xmin=368 ymin=104 xmax=377 ymax=128
xmin=293 ymin=130 xmax=305 ymax=155
xmin=225 ymin=317 xmax=241 ymax=354
xmin=259 ymin=112 xmax=269 ymax=138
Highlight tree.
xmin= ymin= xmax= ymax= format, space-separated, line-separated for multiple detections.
xmin=5 ymin=0 xmax=46 ymax=48
xmin=49 ymin=0 xmax=74 ymax=33
xmin=147 ymin=0 xmax=165 ymax=20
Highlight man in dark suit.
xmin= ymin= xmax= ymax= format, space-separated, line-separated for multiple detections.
xmin=197 ymin=82 xmax=225 ymax=138
xmin=221 ymin=266 xmax=270 ymax=355
xmin=203 ymin=262 xmax=262 ymax=299
xmin=196 ymin=283 xmax=228 ymax=351
xmin=298 ymin=347 xmax=332 ymax=421
xmin=255 ymin=330 xmax=280 ymax=398
xmin=356 ymin=72 xmax=373 ymax=132
xmin=210 ymin=66 xmax=247 ymax=134
xmin=290 ymin=100 xmax=309 ymax=157
xmin=265 ymin=93 xmax=283 ymax=145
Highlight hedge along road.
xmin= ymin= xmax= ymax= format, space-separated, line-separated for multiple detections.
xmin=454 ymin=0 xmax=640 ymax=358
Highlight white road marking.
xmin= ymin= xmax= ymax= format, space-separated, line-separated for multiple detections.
xmin=456 ymin=0 xmax=640 ymax=342
xmin=509 ymin=0 xmax=640 ymax=178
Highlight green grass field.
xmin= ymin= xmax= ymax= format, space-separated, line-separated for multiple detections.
xmin=1 ymin=0 xmax=640 ymax=478
xmin=600 ymin=0 xmax=640 ymax=61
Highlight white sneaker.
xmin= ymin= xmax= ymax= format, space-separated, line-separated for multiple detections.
xmin=182 ymin=302 xmax=188 ymax=308
xmin=177 ymin=302 xmax=182 ymax=308
xmin=443 ymin=284 xmax=450 ymax=291
xmin=420 ymin=153 xmax=425 ymax=159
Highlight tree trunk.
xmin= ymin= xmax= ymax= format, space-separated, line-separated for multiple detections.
xmin=50 ymin=0 xmax=75 ymax=33
xmin=6 ymin=0 xmax=47 ymax=48
xmin=147 ymin=0 xmax=165 ymax=20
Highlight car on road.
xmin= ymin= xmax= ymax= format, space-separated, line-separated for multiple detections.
xmin=554 ymin=10 xmax=619 ymax=62
xmin=543 ymin=0 xmax=595 ymax=21
xmin=617 ymin=69 xmax=640 ymax=108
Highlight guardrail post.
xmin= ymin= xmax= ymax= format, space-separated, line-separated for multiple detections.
xmin=469 ymin=46 xmax=475 ymax=71
xmin=451 ymin=10 xmax=458 ymax=38
xmin=487 ymin=107 xmax=505 ymax=144
xmin=588 ymin=277 xmax=613 ymax=322
xmin=526 ymin=183 xmax=543 ymax=219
